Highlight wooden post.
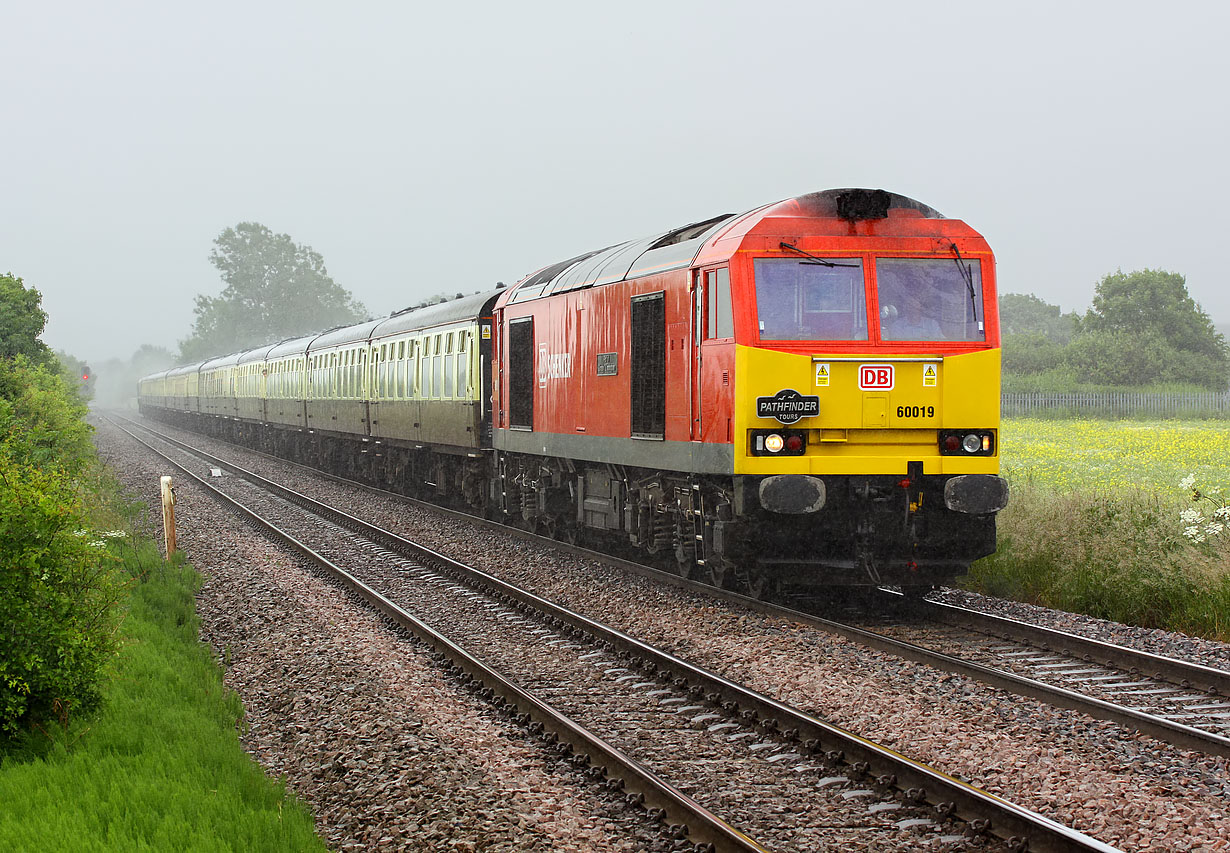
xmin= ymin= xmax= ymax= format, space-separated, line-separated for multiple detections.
xmin=160 ymin=476 xmax=177 ymax=556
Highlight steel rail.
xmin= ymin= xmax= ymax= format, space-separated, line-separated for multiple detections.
xmin=115 ymin=415 xmax=1122 ymax=853
xmin=108 ymin=417 xmax=770 ymax=853
xmin=915 ymin=597 xmax=1230 ymax=696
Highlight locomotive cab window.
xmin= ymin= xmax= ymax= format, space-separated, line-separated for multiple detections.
xmin=876 ymin=257 xmax=985 ymax=342
xmin=706 ymin=268 xmax=733 ymax=339
xmin=754 ymin=257 xmax=867 ymax=341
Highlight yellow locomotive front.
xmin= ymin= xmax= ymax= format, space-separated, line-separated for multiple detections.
xmin=714 ymin=190 xmax=1007 ymax=592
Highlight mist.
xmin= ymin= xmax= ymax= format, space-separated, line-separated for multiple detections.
xmin=4 ymin=1 xmax=1227 ymax=368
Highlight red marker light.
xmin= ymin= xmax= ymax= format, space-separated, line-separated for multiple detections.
xmin=785 ymin=434 xmax=804 ymax=453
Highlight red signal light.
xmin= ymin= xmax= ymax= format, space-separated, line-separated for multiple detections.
xmin=82 ymin=374 xmax=89 ymax=380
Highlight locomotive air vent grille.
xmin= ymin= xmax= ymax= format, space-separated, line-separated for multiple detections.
xmin=723 ymin=370 xmax=729 ymax=386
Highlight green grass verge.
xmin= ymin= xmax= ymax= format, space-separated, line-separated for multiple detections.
xmin=965 ymin=419 xmax=1230 ymax=640
xmin=0 ymin=539 xmax=327 ymax=853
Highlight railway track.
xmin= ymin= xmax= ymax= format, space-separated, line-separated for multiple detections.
xmin=138 ymin=414 xmax=1230 ymax=762
xmin=826 ymin=594 xmax=1230 ymax=759
xmin=110 ymin=414 xmax=1121 ymax=853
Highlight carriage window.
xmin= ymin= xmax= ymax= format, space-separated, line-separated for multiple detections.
xmin=877 ymin=257 xmax=985 ymax=342
xmin=754 ymin=258 xmax=867 ymax=341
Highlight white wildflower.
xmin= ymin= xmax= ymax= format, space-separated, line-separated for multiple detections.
xmin=102 ymin=530 xmax=128 ymax=539
xmin=1206 ymin=522 xmax=1225 ymax=537
xmin=1215 ymin=506 xmax=1230 ymax=520
xmin=1184 ymin=525 xmax=1202 ymax=539
xmin=1180 ymin=508 xmax=1204 ymax=524
xmin=1180 ymin=474 xmax=1197 ymax=490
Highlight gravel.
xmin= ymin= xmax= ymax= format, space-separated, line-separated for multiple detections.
xmin=95 ymin=419 xmax=656 ymax=852
xmin=98 ymin=415 xmax=1230 ymax=852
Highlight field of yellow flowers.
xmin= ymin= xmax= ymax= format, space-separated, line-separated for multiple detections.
xmin=999 ymin=418 xmax=1230 ymax=494
xmin=965 ymin=418 xmax=1230 ymax=639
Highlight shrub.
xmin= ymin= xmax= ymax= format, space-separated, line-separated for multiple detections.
xmin=0 ymin=455 xmax=127 ymax=741
xmin=967 ymin=482 xmax=1230 ymax=638
xmin=0 ymin=357 xmax=94 ymax=475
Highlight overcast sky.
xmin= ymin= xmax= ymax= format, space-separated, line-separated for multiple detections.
xmin=5 ymin=1 xmax=1228 ymax=365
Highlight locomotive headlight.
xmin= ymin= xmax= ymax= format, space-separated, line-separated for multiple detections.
xmin=764 ymin=433 xmax=785 ymax=453
xmin=938 ymin=430 xmax=995 ymax=456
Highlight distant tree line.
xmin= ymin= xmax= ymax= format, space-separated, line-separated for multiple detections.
xmin=1002 ymin=269 xmax=1229 ymax=391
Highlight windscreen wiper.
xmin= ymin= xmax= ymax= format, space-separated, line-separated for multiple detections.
xmin=779 ymin=242 xmax=859 ymax=267
xmin=949 ymin=243 xmax=981 ymax=326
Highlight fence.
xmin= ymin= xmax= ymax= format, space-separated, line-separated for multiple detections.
xmin=1002 ymin=391 xmax=1230 ymax=418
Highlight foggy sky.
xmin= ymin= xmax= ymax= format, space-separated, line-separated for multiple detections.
xmin=5 ymin=1 xmax=1228 ymax=366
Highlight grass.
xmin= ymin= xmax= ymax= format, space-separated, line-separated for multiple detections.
xmin=0 ymin=537 xmax=327 ymax=853
xmin=965 ymin=418 xmax=1230 ymax=639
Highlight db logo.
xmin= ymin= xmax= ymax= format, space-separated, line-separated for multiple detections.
xmin=859 ymin=364 xmax=895 ymax=390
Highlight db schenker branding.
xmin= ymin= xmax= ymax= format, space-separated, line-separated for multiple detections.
xmin=858 ymin=364 xmax=894 ymax=390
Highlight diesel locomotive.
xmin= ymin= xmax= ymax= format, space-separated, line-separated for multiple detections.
xmin=139 ymin=188 xmax=1008 ymax=597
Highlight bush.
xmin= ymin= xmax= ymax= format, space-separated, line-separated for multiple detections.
xmin=0 ymin=457 xmax=126 ymax=741
xmin=966 ymin=483 xmax=1230 ymax=638
xmin=0 ymin=357 xmax=94 ymax=475
xmin=0 ymin=357 xmax=123 ymax=744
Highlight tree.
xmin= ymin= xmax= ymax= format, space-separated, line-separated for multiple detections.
xmin=1071 ymin=269 xmax=1228 ymax=389
xmin=0 ymin=274 xmax=54 ymax=367
xmin=179 ymin=223 xmax=369 ymax=360
xmin=999 ymin=293 xmax=1078 ymax=378
xmin=999 ymin=293 xmax=1077 ymax=343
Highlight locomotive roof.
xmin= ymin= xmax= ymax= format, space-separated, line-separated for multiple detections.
xmin=501 ymin=189 xmax=948 ymax=306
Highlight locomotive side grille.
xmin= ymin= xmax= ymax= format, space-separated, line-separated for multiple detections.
xmin=630 ymin=292 xmax=666 ymax=438
xmin=508 ymin=318 xmax=534 ymax=429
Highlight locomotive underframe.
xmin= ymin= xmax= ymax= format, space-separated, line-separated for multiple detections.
xmin=140 ymin=406 xmax=994 ymax=597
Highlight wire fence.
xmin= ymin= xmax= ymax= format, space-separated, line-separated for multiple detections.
xmin=1003 ymin=391 xmax=1230 ymax=418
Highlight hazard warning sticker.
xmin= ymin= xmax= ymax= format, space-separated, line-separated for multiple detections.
xmin=922 ymin=364 xmax=938 ymax=387
xmin=815 ymin=363 xmax=830 ymax=387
